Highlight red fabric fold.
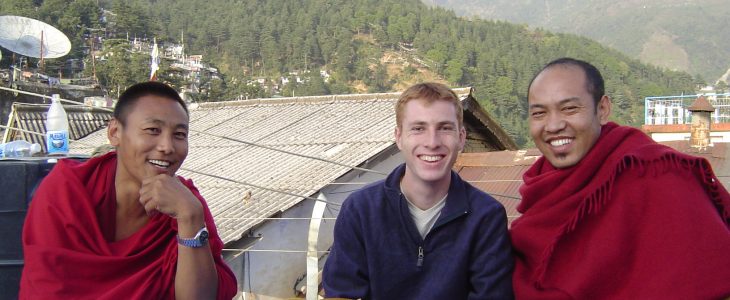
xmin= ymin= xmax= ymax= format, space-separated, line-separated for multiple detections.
xmin=511 ymin=122 xmax=730 ymax=299
xmin=20 ymin=152 xmax=237 ymax=299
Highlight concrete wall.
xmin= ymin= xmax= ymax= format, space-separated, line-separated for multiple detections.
xmin=224 ymin=146 xmax=403 ymax=299
xmin=651 ymin=131 xmax=730 ymax=143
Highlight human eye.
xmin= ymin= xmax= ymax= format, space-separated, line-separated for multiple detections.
xmin=562 ymin=105 xmax=579 ymax=113
xmin=144 ymin=127 xmax=161 ymax=134
xmin=530 ymin=110 xmax=545 ymax=119
xmin=410 ymin=126 xmax=425 ymax=133
xmin=440 ymin=124 xmax=455 ymax=131
xmin=174 ymin=131 xmax=188 ymax=140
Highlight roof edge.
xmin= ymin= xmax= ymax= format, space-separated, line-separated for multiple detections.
xmin=462 ymin=94 xmax=518 ymax=151
xmin=191 ymin=87 xmax=473 ymax=109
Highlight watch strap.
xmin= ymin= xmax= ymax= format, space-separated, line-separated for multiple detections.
xmin=177 ymin=226 xmax=209 ymax=248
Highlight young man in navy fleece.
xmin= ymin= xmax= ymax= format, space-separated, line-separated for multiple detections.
xmin=323 ymin=82 xmax=514 ymax=299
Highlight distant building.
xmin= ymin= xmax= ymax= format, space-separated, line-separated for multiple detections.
xmin=642 ymin=93 xmax=730 ymax=186
xmin=643 ymin=93 xmax=730 ymax=143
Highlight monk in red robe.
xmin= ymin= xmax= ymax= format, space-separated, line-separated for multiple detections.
xmin=512 ymin=57 xmax=730 ymax=299
xmin=20 ymin=82 xmax=237 ymax=299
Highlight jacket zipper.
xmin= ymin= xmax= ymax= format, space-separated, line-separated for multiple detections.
xmin=415 ymin=211 xmax=468 ymax=268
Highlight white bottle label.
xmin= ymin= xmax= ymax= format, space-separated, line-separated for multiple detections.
xmin=46 ymin=130 xmax=69 ymax=154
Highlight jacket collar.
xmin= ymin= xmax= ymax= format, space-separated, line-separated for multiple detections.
xmin=384 ymin=164 xmax=471 ymax=223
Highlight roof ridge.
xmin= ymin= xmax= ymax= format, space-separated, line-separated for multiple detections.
xmin=191 ymin=87 xmax=473 ymax=109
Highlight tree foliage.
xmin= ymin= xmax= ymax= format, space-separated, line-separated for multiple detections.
xmin=0 ymin=0 xmax=698 ymax=147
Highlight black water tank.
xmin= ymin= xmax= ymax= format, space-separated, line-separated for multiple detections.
xmin=0 ymin=158 xmax=57 ymax=300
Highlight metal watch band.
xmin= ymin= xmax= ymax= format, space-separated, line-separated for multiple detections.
xmin=177 ymin=226 xmax=209 ymax=248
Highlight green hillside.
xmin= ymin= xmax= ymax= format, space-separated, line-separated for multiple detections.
xmin=428 ymin=0 xmax=730 ymax=82
xmin=1 ymin=0 xmax=697 ymax=147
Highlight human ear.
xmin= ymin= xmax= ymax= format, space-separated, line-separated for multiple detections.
xmin=597 ymin=95 xmax=612 ymax=125
xmin=107 ymin=119 xmax=122 ymax=147
xmin=394 ymin=126 xmax=403 ymax=150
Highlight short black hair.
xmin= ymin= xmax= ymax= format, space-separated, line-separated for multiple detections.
xmin=114 ymin=81 xmax=188 ymax=124
xmin=528 ymin=57 xmax=605 ymax=105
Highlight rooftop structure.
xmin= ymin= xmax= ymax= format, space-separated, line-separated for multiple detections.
xmin=72 ymin=88 xmax=516 ymax=244
xmin=644 ymin=93 xmax=730 ymax=144
xmin=2 ymin=102 xmax=112 ymax=152
xmin=644 ymin=93 xmax=730 ymax=126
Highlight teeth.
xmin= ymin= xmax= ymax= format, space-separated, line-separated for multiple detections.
xmin=420 ymin=155 xmax=442 ymax=162
xmin=550 ymin=139 xmax=572 ymax=147
xmin=149 ymin=159 xmax=171 ymax=167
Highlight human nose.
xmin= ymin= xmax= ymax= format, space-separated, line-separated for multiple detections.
xmin=424 ymin=128 xmax=441 ymax=148
xmin=544 ymin=112 xmax=566 ymax=133
xmin=157 ymin=134 xmax=175 ymax=154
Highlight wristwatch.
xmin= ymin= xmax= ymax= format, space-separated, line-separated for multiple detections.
xmin=177 ymin=226 xmax=209 ymax=248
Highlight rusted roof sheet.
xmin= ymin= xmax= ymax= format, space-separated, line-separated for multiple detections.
xmin=454 ymin=149 xmax=541 ymax=226
xmin=658 ymin=140 xmax=730 ymax=188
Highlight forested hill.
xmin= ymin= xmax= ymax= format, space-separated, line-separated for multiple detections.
xmin=427 ymin=0 xmax=730 ymax=82
xmin=1 ymin=0 xmax=697 ymax=147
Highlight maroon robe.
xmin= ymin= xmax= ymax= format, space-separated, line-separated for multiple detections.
xmin=511 ymin=122 xmax=730 ymax=299
xmin=20 ymin=152 xmax=237 ymax=299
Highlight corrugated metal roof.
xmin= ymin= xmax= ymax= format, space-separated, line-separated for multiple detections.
xmin=658 ymin=140 xmax=730 ymax=188
xmin=2 ymin=103 xmax=112 ymax=151
xmin=455 ymin=141 xmax=730 ymax=227
xmin=71 ymin=88 xmax=514 ymax=243
xmin=454 ymin=149 xmax=541 ymax=226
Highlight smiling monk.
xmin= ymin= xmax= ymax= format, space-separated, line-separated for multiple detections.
xmin=323 ymin=82 xmax=514 ymax=299
xmin=20 ymin=82 xmax=237 ymax=299
xmin=511 ymin=58 xmax=730 ymax=299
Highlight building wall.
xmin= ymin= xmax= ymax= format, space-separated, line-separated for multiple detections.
xmin=224 ymin=147 xmax=403 ymax=299
xmin=651 ymin=132 xmax=730 ymax=143
xmin=464 ymin=131 xmax=497 ymax=153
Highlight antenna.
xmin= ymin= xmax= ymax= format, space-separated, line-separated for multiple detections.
xmin=0 ymin=16 xmax=71 ymax=60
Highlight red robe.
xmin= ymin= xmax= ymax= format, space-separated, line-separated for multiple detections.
xmin=20 ymin=152 xmax=237 ymax=299
xmin=511 ymin=122 xmax=730 ymax=299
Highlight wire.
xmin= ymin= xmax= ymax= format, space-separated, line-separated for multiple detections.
xmin=191 ymin=129 xmax=388 ymax=176
xmin=325 ymin=188 xmax=363 ymax=195
xmin=181 ymin=167 xmax=343 ymax=207
xmin=0 ymin=124 xmax=101 ymax=148
xmin=216 ymin=217 xmax=337 ymax=221
xmin=467 ymin=180 xmax=523 ymax=183
xmin=223 ymin=249 xmax=331 ymax=254
xmin=487 ymin=192 xmax=522 ymax=200
xmin=0 ymin=86 xmax=111 ymax=110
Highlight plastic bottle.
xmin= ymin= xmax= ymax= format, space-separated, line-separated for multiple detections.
xmin=46 ymin=94 xmax=70 ymax=156
xmin=0 ymin=140 xmax=42 ymax=158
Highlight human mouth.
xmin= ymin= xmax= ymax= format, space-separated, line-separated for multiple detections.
xmin=148 ymin=159 xmax=171 ymax=168
xmin=549 ymin=138 xmax=573 ymax=147
xmin=418 ymin=154 xmax=444 ymax=162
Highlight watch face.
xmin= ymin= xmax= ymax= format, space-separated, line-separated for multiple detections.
xmin=199 ymin=229 xmax=209 ymax=243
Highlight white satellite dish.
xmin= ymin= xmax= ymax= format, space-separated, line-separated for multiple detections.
xmin=0 ymin=15 xmax=71 ymax=59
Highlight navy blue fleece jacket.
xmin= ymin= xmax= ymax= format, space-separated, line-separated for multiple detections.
xmin=323 ymin=164 xmax=514 ymax=299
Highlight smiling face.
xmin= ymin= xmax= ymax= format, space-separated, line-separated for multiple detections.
xmin=528 ymin=65 xmax=611 ymax=168
xmin=108 ymin=94 xmax=189 ymax=187
xmin=395 ymin=98 xmax=466 ymax=188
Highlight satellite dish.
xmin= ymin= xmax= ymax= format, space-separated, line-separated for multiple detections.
xmin=0 ymin=15 xmax=71 ymax=59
